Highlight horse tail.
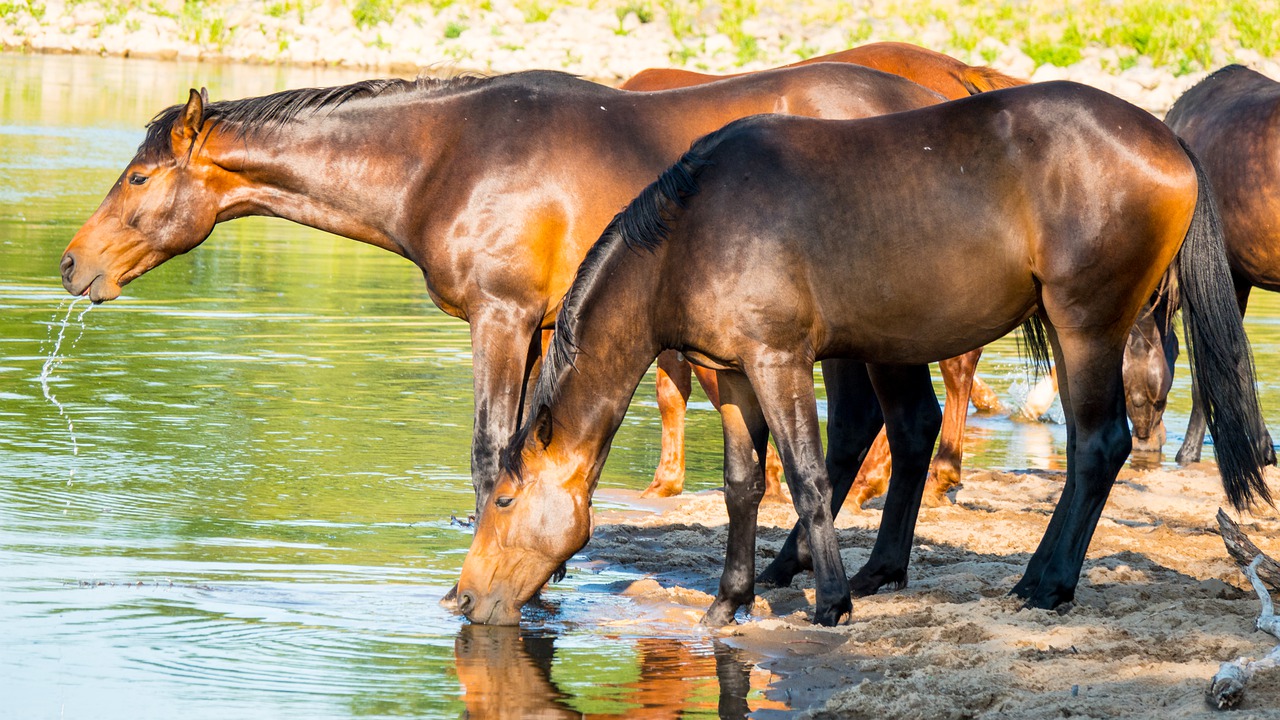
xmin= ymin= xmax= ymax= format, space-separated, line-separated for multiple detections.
xmin=958 ymin=66 xmax=1029 ymax=95
xmin=1175 ymin=136 xmax=1273 ymax=510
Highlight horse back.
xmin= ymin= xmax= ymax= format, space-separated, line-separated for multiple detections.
xmin=661 ymin=82 xmax=1195 ymax=362
xmin=1165 ymin=66 xmax=1280 ymax=290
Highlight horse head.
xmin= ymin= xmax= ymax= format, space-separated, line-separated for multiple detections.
xmin=1123 ymin=308 xmax=1175 ymax=461
xmin=456 ymin=407 xmax=594 ymax=625
xmin=61 ymin=88 xmax=237 ymax=302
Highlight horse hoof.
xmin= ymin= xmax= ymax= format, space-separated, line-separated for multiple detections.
xmin=814 ymin=598 xmax=853 ymax=627
xmin=640 ymin=478 xmax=683 ymax=498
xmin=755 ymin=564 xmax=797 ymax=590
xmin=700 ymin=603 xmax=740 ymax=627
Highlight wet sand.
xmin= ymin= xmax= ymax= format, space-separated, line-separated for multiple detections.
xmin=585 ymin=465 xmax=1280 ymax=717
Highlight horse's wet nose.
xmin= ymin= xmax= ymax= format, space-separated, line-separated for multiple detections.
xmin=59 ymin=252 xmax=76 ymax=286
xmin=457 ymin=590 xmax=477 ymax=616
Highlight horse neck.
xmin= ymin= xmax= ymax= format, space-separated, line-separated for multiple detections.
xmin=204 ymin=104 xmax=454 ymax=258
xmin=531 ymin=240 xmax=667 ymax=487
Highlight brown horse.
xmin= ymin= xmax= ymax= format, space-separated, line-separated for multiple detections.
xmin=622 ymin=41 xmax=1024 ymax=97
xmin=626 ymin=42 xmax=1026 ymax=504
xmin=456 ymin=81 xmax=1271 ymax=626
xmin=1150 ymin=65 xmax=1280 ymax=466
xmin=58 ymin=65 xmax=944 ymax=526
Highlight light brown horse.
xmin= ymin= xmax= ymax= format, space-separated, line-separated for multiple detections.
xmin=59 ymin=66 xmax=946 ymax=605
xmin=625 ymin=42 xmax=1026 ymax=504
xmin=622 ymin=41 xmax=1023 ymax=97
xmin=457 ymin=82 xmax=1271 ymax=626
xmin=1154 ymin=65 xmax=1280 ymax=466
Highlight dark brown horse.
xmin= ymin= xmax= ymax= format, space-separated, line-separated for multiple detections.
xmin=58 ymin=65 xmax=944 ymax=526
xmin=456 ymin=81 xmax=1271 ymax=626
xmin=626 ymin=43 xmax=1026 ymax=504
xmin=1148 ymin=65 xmax=1280 ymax=466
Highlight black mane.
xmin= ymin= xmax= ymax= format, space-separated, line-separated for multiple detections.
xmin=136 ymin=73 xmax=501 ymax=163
xmin=497 ymin=135 xmax=718 ymax=481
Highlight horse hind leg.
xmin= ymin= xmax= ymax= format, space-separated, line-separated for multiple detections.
xmin=643 ymin=350 xmax=693 ymax=498
xmin=1015 ymin=326 xmax=1131 ymax=609
xmin=923 ymin=348 xmax=984 ymax=506
xmin=848 ymin=363 xmax=943 ymax=597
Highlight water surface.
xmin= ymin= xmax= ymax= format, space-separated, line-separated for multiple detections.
xmin=4 ymin=51 xmax=1279 ymax=718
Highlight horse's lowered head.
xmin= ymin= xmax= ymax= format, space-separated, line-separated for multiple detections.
xmin=1123 ymin=307 xmax=1176 ymax=463
xmin=61 ymin=88 xmax=236 ymax=302
xmin=456 ymin=406 xmax=596 ymax=625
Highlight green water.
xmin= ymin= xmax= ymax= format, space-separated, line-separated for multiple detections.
xmin=4 ymin=51 xmax=1280 ymax=719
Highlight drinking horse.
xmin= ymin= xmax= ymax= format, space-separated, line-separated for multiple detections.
xmin=1129 ymin=65 xmax=1280 ymax=466
xmin=624 ymin=42 xmax=1026 ymax=504
xmin=58 ymin=65 xmax=945 ymax=598
xmin=456 ymin=81 xmax=1271 ymax=626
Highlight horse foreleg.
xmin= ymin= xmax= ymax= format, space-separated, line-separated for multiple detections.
xmin=693 ymin=363 xmax=787 ymax=502
xmin=849 ymin=363 xmax=942 ymax=597
xmin=749 ymin=360 xmax=851 ymax=626
xmin=643 ymin=350 xmax=693 ymax=498
xmin=703 ymin=370 xmax=769 ymax=626
xmin=468 ymin=310 xmax=544 ymax=511
xmin=757 ymin=360 xmax=882 ymax=589
xmin=923 ymin=348 xmax=983 ymax=506
xmin=1017 ymin=329 xmax=1130 ymax=610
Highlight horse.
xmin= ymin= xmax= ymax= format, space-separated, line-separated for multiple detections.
xmin=1138 ymin=65 xmax=1280 ymax=466
xmin=624 ymin=42 xmax=1026 ymax=505
xmin=622 ymin=41 xmax=1024 ymax=97
xmin=59 ymin=65 xmax=946 ymax=516
xmin=455 ymin=81 xmax=1271 ymax=627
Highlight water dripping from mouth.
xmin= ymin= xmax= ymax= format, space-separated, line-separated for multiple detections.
xmin=38 ymin=297 xmax=93 ymax=502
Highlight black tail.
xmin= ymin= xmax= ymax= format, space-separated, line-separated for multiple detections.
xmin=1176 ymin=137 xmax=1272 ymax=510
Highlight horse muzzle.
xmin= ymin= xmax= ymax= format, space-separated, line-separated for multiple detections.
xmin=457 ymin=588 xmax=524 ymax=626
xmin=60 ymin=251 xmax=120 ymax=303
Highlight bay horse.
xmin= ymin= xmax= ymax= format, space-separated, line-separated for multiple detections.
xmin=58 ymin=65 xmax=945 ymax=596
xmin=625 ymin=42 xmax=1026 ymax=504
xmin=1145 ymin=65 xmax=1280 ymax=466
xmin=456 ymin=81 xmax=1272 ymax=626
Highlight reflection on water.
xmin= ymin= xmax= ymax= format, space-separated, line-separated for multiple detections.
xmin=454 ymin=625 xmax=784 ymax=718
xmin=5 ymin=51 xmax=1280 ymax=718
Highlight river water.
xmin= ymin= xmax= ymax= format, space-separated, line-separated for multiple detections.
xmin=3 ymin=52 xmax=1279 ymax=718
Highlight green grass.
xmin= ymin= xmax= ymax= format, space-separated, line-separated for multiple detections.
xmin=352 ymin=0 xmax=393 ymax=28
xmin=443 ymin=19 xmax=465 ymax=37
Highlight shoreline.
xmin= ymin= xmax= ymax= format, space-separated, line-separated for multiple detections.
xmin=587 ymin=466 xmax=1280 ymax=716
xmin=3 ymin=0 xmax=1280 ymax=114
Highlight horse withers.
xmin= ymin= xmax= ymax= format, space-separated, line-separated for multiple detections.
xmin=456 ymin=81 xmax=1272 ymax=626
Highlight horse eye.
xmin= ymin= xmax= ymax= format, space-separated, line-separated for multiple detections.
xmin=495 ymin=496 xmax=515 ymax=508
xmin=128 ymin=173 xmax=148 ymax=186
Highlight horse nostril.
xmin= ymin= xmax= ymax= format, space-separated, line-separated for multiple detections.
xmin=60 ymin=253 xmax=76 ymax=281
xmin=457 ymin=590 xmax=476 ymax=615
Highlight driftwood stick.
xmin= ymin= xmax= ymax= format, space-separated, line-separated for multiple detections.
xmin=1216 ymin=509 xmax=1280 ymax=591
xmin=1208 ymin=514 xmax=1280 ymax=709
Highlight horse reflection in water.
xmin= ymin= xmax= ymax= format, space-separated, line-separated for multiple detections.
xmin=453 ymin=626 xmax=784 ymax=718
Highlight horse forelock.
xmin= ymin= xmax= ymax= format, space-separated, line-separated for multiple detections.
xmin=134 ymin=74 xmax=500 ymax=163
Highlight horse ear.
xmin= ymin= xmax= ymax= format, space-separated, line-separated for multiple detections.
xmin=533 ymin=405 xmax=553 ymax=449
xmin=199 ymin=87 xmax=210 ymax=106
xmin=171 ymin=88 xmax=205 ymax=157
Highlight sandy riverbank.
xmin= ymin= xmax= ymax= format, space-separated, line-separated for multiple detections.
xmin=585 ymin=464 xmax=1280 ymax=717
